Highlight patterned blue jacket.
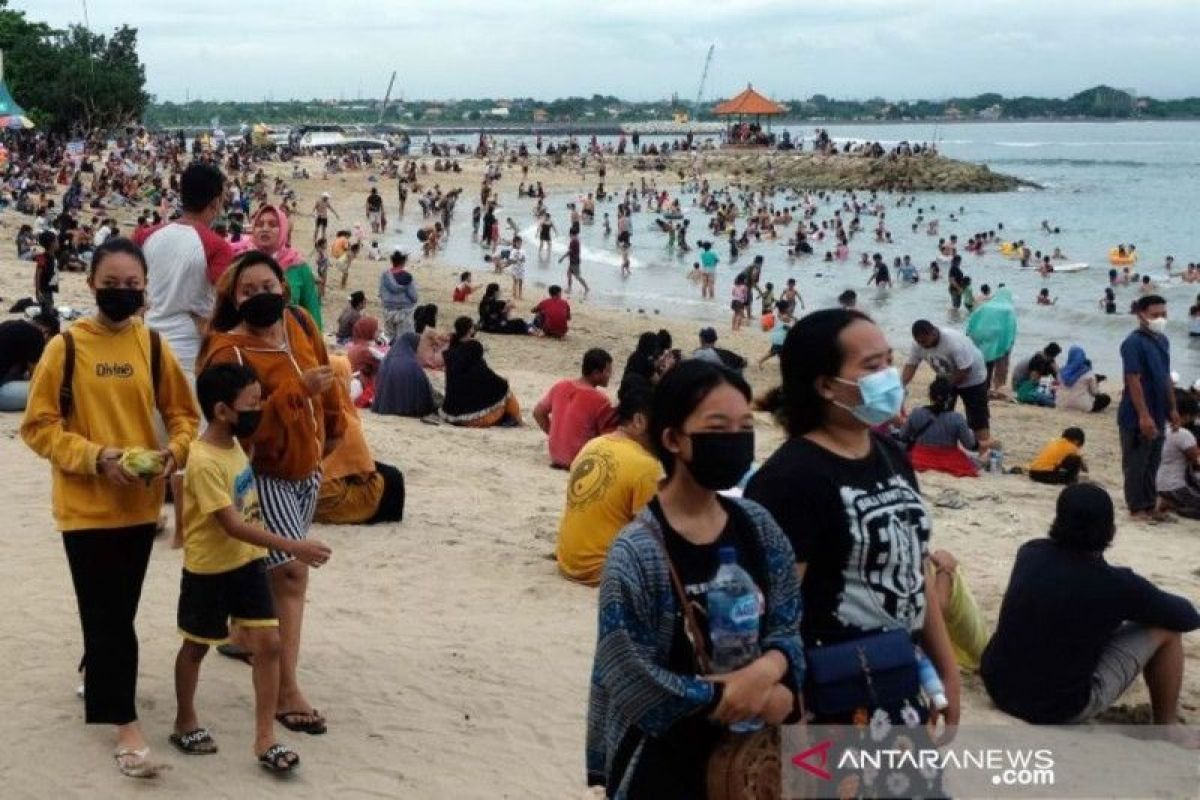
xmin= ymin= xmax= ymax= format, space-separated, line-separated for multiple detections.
xmin=585 ymin=497 xmax=804 ymax=797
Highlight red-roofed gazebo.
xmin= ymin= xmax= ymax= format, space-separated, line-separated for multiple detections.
xmin=713 ymin=84 xmax=786 ymax=147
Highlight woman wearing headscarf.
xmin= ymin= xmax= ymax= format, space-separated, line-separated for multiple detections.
xmin=246 ymin=205 xmax=324 ymax=331
xmin=441 ymin=317 xmax=522 ymax=427
xmin=965 ymin=285 xmax=1017 ymax=396
xmin=372 ymin=332 xmax=436 ymax=418
xmin=1055 ymin=346 xmax=1111 ymax=413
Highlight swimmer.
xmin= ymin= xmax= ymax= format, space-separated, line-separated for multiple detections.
xmin=1051 ymin=247 xmax=1067 ymax=261
xmin=1099 ymin=288 xmax=1117 ymax=314
xmin=1036 ymin=288 xmax=1056 ymax=306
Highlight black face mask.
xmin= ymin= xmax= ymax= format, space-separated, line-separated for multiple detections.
xmin=681 ymin=431 xmax=755 ymax=491
xmin=239 ymin=292 xmax=285 ymax=328
xmin=95 ymin=288 xmax=144 ymax=323
xmin=232 ymin=409 xmax=262 ymax=439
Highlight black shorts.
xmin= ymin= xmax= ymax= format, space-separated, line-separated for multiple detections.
xmin=177 ymin=558 xmax=277 ymax=644
xmin=316 ymin=216 xmax=328 ymax=228
xmin=955 ymin=381 xmax=990 ymax=431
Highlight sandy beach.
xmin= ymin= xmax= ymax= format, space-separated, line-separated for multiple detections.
xmin=0 ymin=155 xmax=1197 ymax=799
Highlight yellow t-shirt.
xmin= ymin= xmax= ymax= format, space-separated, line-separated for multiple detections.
xmin=556 ymin=433 xmax=662 ymax=585
xmin=1029 ymin=437 xmax=1080 ymax=472
xmin=182 ymin=439 xmax=267 ymax=574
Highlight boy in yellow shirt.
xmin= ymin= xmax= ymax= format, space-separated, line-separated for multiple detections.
xmin=1028 ymin=427 xmax=1088 ymax=485
xmin=173 ymin=364 xmax=332 ymax=773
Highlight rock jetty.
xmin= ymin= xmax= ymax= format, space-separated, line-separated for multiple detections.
xmin=634 ymin=151 xmax=1034 ymax=192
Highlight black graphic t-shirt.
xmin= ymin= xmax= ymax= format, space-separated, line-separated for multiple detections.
xmin=745 ymin=434 xmax=930 ymax=646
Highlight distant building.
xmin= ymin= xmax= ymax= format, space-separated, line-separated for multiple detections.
xmin=487 ymin=107 xmax=510 ymax=118
xmin=424 ymin=106 xmax=444 ymax=119
xmin=978 ymin=104 xmax=1002 ymax=121
xmin=532 ymin=109 xmax=548 ymax=123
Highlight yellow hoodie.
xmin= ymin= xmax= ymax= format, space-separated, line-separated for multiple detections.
xmin=21 ymin=317 xmax=199 ymax=532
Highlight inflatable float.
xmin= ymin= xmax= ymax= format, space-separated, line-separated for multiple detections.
xmin=1023 ymin=262 xmax=1090 ymax=273
xmin=1109 ymin=248 xmax=1137 ymax=266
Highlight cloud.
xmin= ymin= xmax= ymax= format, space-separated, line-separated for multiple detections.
xmin=18 ymin=0 xmax=1200 ymax=100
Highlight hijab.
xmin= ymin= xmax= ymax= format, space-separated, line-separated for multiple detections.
xmin=347 ymin=316 xmax=381 ymax=376
xmin=248 ymin=205 xmax=303 ymax=269
xmin=1059 ymin=345 xmax=1091 ymax=388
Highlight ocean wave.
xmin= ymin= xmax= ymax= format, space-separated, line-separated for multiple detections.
xmin=985 ymin=157 xmax=1154 ymax=167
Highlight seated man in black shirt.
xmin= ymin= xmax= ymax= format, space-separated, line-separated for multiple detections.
xmin=981 ymin=483 xmax=1200 ymax=740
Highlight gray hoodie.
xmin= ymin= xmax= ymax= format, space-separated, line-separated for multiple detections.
xmin=379 ymin=267 xmax=418 ymax=311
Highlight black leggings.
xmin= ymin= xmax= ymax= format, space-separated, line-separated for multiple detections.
xmin=63 ymin=525 xmax=156 ymax=725
xmin=1030 ymin=454 xmax=1083 ymax=486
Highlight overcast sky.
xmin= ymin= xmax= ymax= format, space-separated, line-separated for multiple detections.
xmin=21 ymin=1 xmax=1200 ymax=102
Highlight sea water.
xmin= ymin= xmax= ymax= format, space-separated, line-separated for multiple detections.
xmin=405 ymin=121 xmax=1200 ymax=380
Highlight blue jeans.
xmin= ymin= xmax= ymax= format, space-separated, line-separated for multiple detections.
xmin=0 ymin=380 xmax=29 ymax=412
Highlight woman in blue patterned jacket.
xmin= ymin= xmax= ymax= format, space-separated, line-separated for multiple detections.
xmin=585 ymin=360 xmax=804 ymax=799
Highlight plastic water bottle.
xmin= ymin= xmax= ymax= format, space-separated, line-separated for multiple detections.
xmin=915 ymin=648 xmax=949 ymax=711
xmin=708 ymin=546 xmax=764 ymax=733
xmin=988 ymin=448 xmax=1004 ymax=475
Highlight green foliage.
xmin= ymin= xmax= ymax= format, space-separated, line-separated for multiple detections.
xmin=0 ymin=1 xmax=148 ymax=133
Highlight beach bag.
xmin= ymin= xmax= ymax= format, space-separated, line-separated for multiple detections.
xmin=804 ymin=629 xmax=920 ymax=716
xmin=660 ymin=533 xmax=782 ymax=800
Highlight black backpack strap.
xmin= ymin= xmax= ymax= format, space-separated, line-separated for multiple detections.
xmin=149 ymin=328 xmax=162 ymax=400
xmin=59 ymin=331 xmax=75 ymax=419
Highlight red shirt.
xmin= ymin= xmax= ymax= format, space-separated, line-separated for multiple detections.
xmin=535 ymin=296 xmax=571 ymax=338
xmin=537 ymin=379 xmax=616 ymax=467
xmin=452 ymin=283 xmax=474 ymax=303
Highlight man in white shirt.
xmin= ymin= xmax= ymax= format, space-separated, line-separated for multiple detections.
xmin=133 ymin=162 xmax=232 ymax=375
xmin=902 ymin=319 xmax=993 ymax=448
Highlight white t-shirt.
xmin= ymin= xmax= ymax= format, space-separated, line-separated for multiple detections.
xmin=907 ymin=327 xmax=988 ymax=387
xmin=1156 ymin=427 xmax=1197 ymax=492
xmin=135 ymin=221 xmax=233 ymax=370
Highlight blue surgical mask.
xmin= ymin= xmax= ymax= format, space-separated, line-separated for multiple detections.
xmin=834 ymin=367 xmax=905 ymax=426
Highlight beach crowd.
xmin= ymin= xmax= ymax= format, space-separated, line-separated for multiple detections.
xmin=0 ymin=125 xmax=1197 ymax=796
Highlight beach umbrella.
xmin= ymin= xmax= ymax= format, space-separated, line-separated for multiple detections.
xmin=0 ymin=52 xmax=33 ymax=129
xmin=0 ymin=114 xmax=33 ymax=130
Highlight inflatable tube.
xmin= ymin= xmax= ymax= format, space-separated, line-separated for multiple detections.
xmin=1109 ymin=248 xmax=1137 ymax=266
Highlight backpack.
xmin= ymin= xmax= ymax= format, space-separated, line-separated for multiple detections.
xmin=59 ymin=327 xmax=162 ymax=418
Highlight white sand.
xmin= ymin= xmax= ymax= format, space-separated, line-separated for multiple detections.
xmin=0 ymin=155 xmax=1196 ymax=797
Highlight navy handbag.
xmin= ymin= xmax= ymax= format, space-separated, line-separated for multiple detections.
xmin=805 ymin=629 xmax=920 ymax=716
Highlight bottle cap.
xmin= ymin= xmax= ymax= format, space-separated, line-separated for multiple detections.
xmin=718 ymin=546 xmax=737 ymax=564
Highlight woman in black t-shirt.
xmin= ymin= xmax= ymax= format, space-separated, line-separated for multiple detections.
xmin=745 ymin=308 xmax=959 ymax=798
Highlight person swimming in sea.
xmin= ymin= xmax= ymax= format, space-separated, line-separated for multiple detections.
xmin=1099 ymin=288 xmax=1117 ymax=314
xmin=1036 ymin=288 xmax=1056 ymax=306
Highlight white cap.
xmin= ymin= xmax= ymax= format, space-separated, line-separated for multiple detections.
xmin=1171 ymin=371 xmax=1181 ymax=386
xmin=322 ymin=191 xmax=330 ymax=198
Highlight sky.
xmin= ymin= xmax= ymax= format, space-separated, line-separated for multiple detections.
xmin=20 ymin=1 xmax=1200 ymax=103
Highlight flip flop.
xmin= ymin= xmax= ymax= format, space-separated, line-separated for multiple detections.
xmin=169 ymin=728 xmax=218 ymax=755
xmin=258 ymin=743 xmax=300 ymax=773
xmin=114 ymin=747 xmax=166 ymax=779
xmin=216 ymin=644 xmax=254 ymax=665
xmin=275 ymin=710 xmax=327 ymax=735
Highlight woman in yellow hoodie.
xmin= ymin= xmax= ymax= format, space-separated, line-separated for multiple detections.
xmin=21 ymin=238 xmax=199 ymax=779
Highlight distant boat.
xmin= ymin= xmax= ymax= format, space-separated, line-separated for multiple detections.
xmin=296 ymin=123 xmax=389 ymax=151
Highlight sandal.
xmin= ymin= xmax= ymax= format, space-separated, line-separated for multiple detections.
xmin=169 ymin=728 xmax=218 ymax=755
xmin=258 ymin=743 xmax=300 ymax=773
xmin=275 ymin=709 xmax=327 ymax=735
xmin=216 ymin=643 xmax=254 ymax=665
xmin=114 ymin=747 xmax=165 ymax=779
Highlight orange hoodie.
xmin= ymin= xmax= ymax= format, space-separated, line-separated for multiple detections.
xmin=199 ymin=308 xmax=345 ymax=481
xmin=21 ymin=317 xmax=199 ymax=532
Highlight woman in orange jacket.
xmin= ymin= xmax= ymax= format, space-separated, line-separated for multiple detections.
xmin=198 ymin=251 xmax=345 ymax=735
xmin=22 ymin=238 xmax=199 ymax=778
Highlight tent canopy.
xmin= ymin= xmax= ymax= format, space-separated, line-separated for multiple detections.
xmin=0 ymin=77 xmax=32 ymax=129
xmin=713 ymin=85 xmax=786 ymax=117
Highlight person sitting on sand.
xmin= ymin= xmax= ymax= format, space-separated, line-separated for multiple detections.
xmin=0 ymin=309 xmax=60 ymax=413
xmin=174 ymin=364 xmax=331 ymax=773
xmin=902 ymin=377 xmax=980 ymax=478
xmin=477 ymin=283 xmax=529 ymax=335
xmin=413 ymin=304 xmax=449 ymax=370
xmin=1056 ymin=346 xmax=1111 ymax=413
xmin=452 ymin=271 xmax=476 ymax=303
xmin=441 ymin=317 xmax=522 ymax=427
xmin=691 ymin=326 xmax=747 ymax=373
xmin=586 ymin=361 xmax=804 ymax=796
xmin=981 ymin=483 xmax=1200 ymax=735
xmin=533 ymin=348 xmax=616 ymax=468
xmin=371 ymin=332 xmax=436 ymax=419
xmin=1011 ymin=342 xmax=1061 ymax=392
xmin=531 ymin=285 xmax=571 ymax=339
xmin=1016 ymin=371 xmax=1057 ymax=408
xmin=1156 ymin=393 xmax=1200 ymax=519
xmin=316 ymin=356 xmax=406 ymax=525
xmin=1028 ymin=427 xmax=1088 ymax=485
xmin=335 ymin=290 xmax=367 ymax=345
xmin=555 ymin=377 xmax=659 ymax=585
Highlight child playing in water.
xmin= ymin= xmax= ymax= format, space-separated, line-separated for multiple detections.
xmin=1100 ymin=288 xmax=1117 ymax=314
xmin=1037 ymin=288 xmax=1057 ymax=306
xmin=730 ymin=274 xmax=748 ymax=331
xmin=758 ymin=301 xmax=794 ymax=367
xmin=757 ymin=281 xmax=776 ymax=317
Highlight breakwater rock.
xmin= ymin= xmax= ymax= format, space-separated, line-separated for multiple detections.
xmin=636 ymin=151 xmax=1035 ymax=193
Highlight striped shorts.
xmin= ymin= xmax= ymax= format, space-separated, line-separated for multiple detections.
xmin=256 ymin=472 xmax=322 ymax=569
